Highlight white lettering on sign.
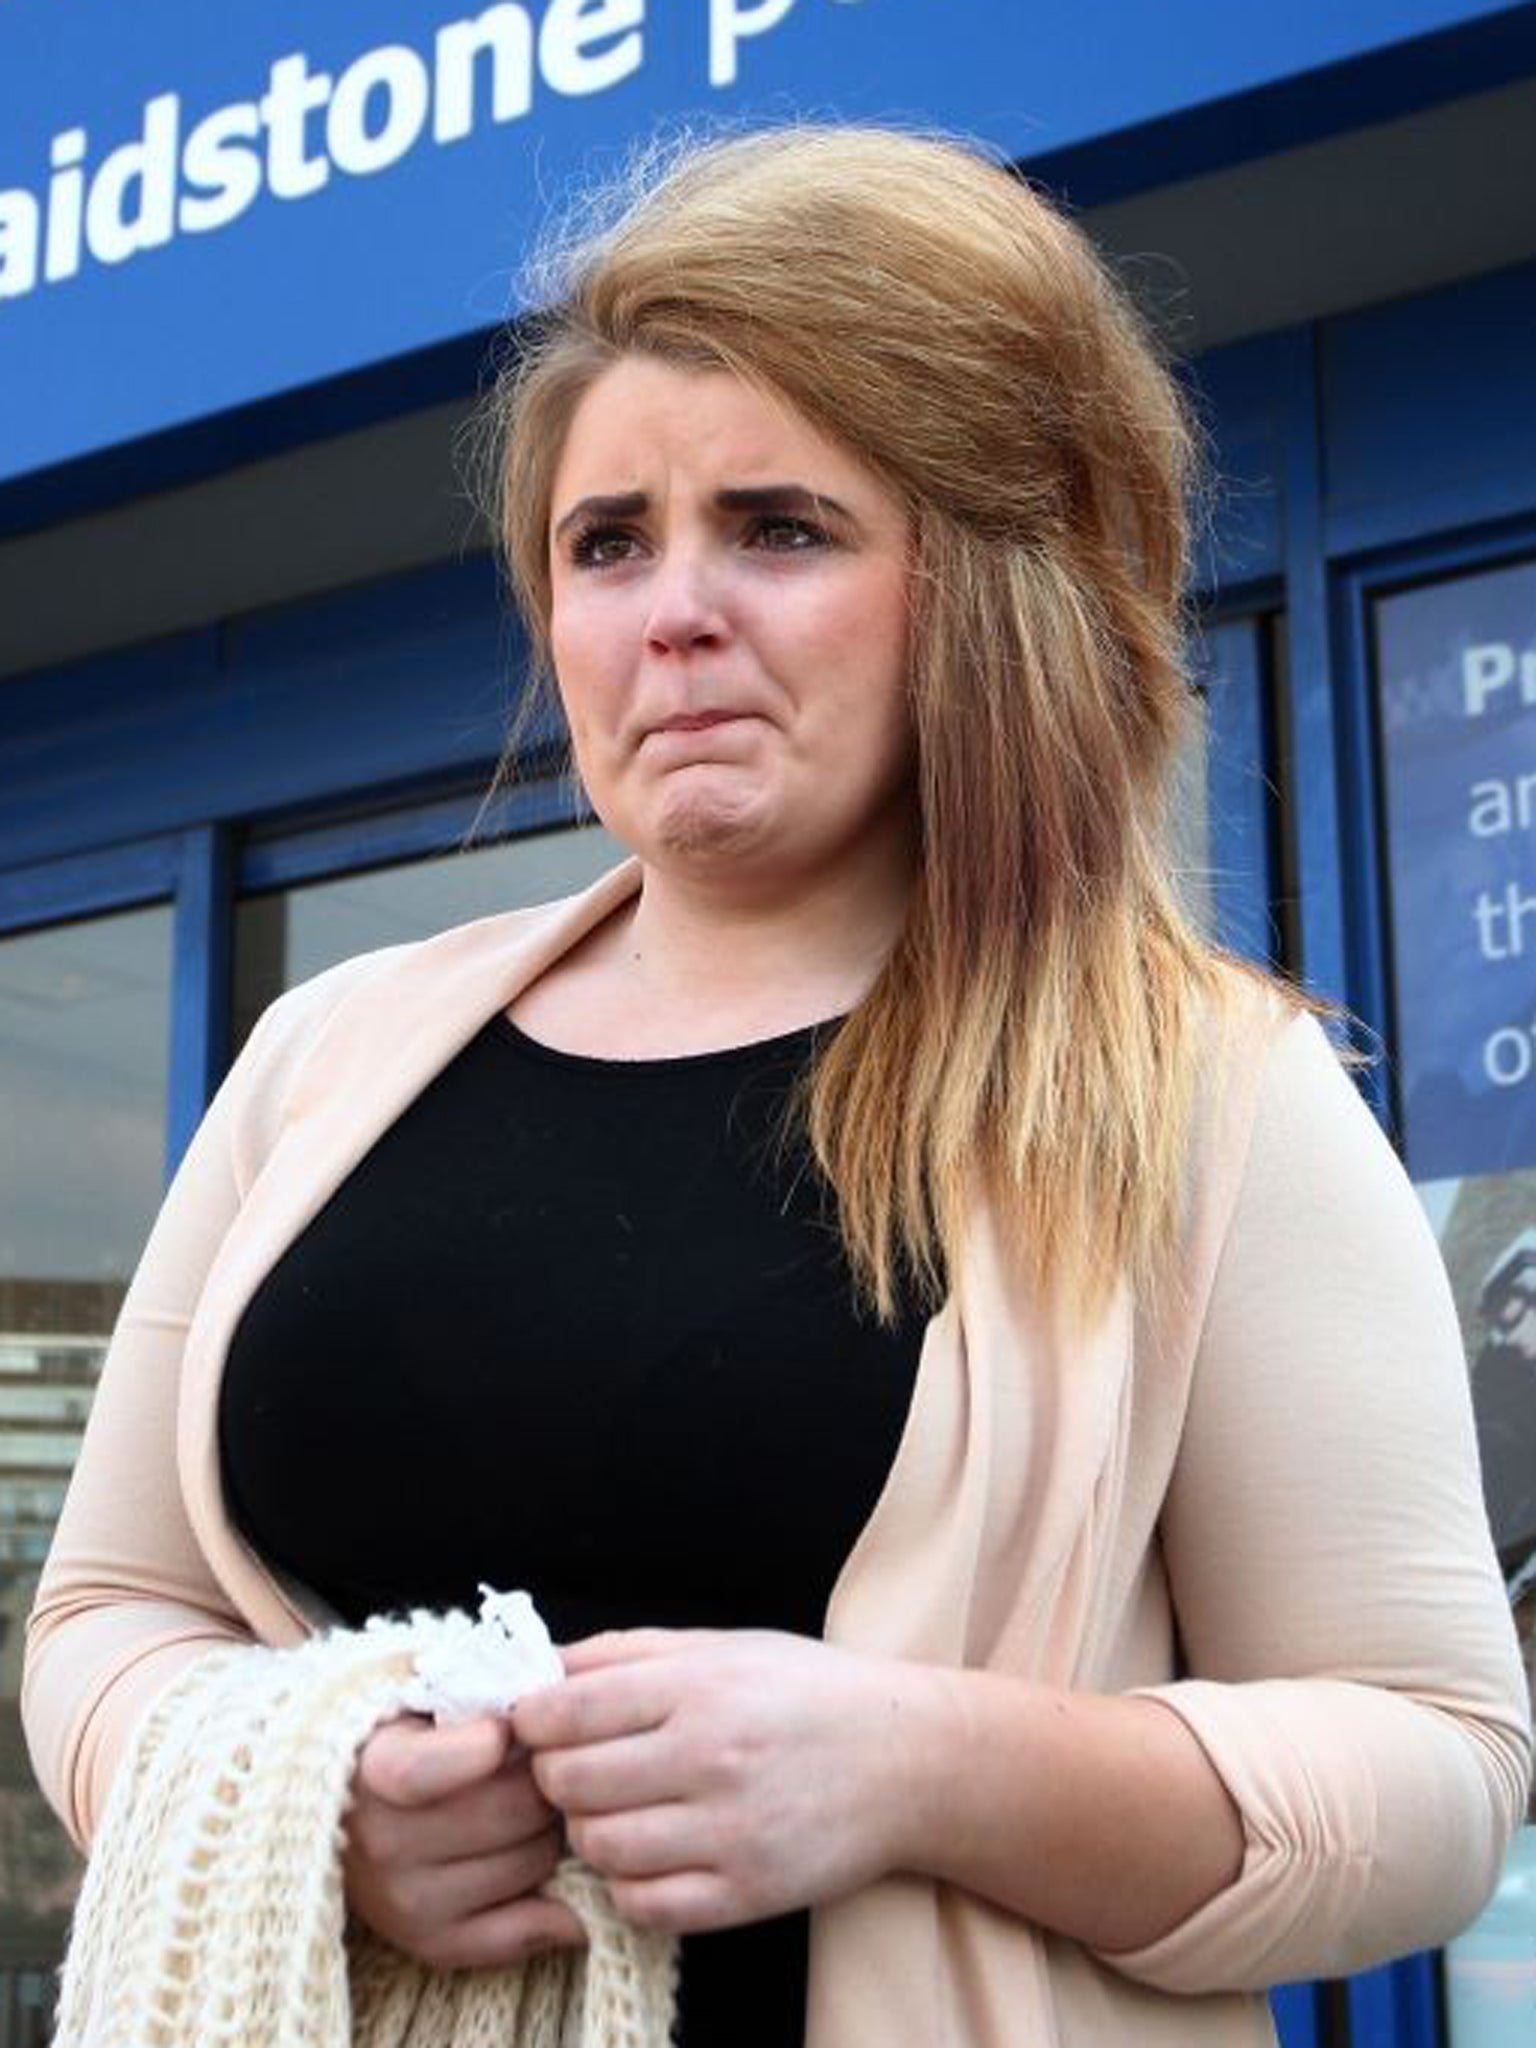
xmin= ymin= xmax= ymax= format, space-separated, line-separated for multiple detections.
xmin=260 ymin=55 xmax=334 ymax=201
xmin=1472 ymin=883 xmax=1536 ymax=961
xmin=709 ymin=0 xmax=799 ymax=87
xmin=0 ymin=0 xmax=809 ymax=305
xmin=179 ymin=105 xmax=264 ymax=235
xmin=1468 ymin=772 xmax=1536 ymax=839
xmin=45 ymin=129 xmax=88 ymax=282
xmin=1485 ymin=1024 xmax=1535 ymax=1090
xmin=84 ymin=93 xmax=180 ymax=266
xmin=541 ymin=0 xmax=646 ymax=97
xmin=433 ymin=7 xmax=536 ymax=142
xmin=0 ymin=192 xmax=39 ymax=300
xmin=327 ymin=47 xmax=433 ymax=177
xmin=1463 ymin=641 xmax=1536 ymax=716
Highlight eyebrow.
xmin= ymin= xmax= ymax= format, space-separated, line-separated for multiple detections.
xmin=551 ymin=483 xmax=855 ymax=542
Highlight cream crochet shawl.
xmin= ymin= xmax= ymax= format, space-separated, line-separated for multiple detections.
xmin=51 ymin=1615 xmax=680 ymax=2047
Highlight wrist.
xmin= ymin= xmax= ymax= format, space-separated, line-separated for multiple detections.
xmin=869 ymin=1657 xmax=968 ymax=1879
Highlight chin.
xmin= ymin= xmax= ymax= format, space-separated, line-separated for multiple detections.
xmin=649 ymin=783 xmax=773 ymax=862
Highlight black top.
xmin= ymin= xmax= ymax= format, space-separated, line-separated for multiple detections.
xmin=219 ymin=1011 xmax=927 ymax=2047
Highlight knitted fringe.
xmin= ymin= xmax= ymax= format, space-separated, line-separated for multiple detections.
xmin=52 ymin=1619 xmax=679 ymax=2047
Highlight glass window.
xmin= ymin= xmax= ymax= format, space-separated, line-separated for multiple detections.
xmin=0 ymin=904 xmax=172 ymax=1985
xmin=1187 ymin=612 xmax=1283 ymax=965
xmin=1169 ymin=684 xmax=1214 ymax=936
xmin=1373 ymin=553 xmax=1536 ymax=1777
xmin=233 ymin=823 xmax=625 ymax=1044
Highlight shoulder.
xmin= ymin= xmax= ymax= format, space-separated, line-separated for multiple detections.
xmin=1183 ymin=964 xmax=1317 ymax=1180
xmin=1201 ymin=966 xmax=1380 ymax=1191
xmin=1156 ymin=965 xmax=1355 ymax=1328
xmin=1187 ymin=970 xmax=1441 ymax=1330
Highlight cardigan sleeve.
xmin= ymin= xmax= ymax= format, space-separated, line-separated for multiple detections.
xmin=1096 ymin=1010 xmax=1533 ymax=1993
xmin=20 ymin=956 xmax=388 ymax=1850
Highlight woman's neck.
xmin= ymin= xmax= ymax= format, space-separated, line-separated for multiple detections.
xmin=513 ymin=826 xmax=915 ymax=1059
xmin=627 ymin=852 xmax=909 ymax=1022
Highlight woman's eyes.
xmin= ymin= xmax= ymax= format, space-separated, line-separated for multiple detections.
xmin=566 ymin=514 xmax=833 ymax=569
xmin=568 ymin=524 xmax=642 ymax=568
xmin=749 ymin=513 xmax=833 ymax=553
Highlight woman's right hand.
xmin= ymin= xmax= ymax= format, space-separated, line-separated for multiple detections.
xmin=343 ymin=1712 xmax=586 ymax=1969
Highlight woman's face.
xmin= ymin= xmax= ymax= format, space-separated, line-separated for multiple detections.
xmin=546 ymin=356 xmax=915 ymax=889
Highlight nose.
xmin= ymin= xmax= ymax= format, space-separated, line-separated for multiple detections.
xmin=641 ymin=543 xmax=727 ymax=656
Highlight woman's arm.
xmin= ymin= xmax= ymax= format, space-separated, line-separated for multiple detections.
xmin=516 ymin=1625 xmax=1240 ymax=1947
xmin=1083 ymin=1011 xmax=1531 ymax=1988
xmin=891 ymin=1012 xmax=1532 ymax=1972
xmin=887 ymin=1668 xmax=1243 ymax=1952
xmin=22 ymin=1042 xmax=268 ymax=1847
xmin=518 ymin=1013 xmax=1529 ymax=1978
xmin=22 ymin=959 xmax=376 ymax=1846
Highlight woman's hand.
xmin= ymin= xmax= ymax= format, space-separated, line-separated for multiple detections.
xmin=511 ymin=1629 xmax=932 ymax=1935
xmin=343 ymin=1712 xmax=586 ymax=1969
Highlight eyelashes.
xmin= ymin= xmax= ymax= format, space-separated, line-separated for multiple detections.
xmin=566 ymin=522 xmax=641 ymax=569
xmin=563 ymin=514 xmax=836 ymax=570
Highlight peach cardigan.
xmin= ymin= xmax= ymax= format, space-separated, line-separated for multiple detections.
xmin=24 ymin=860 xmax=1533 ymax=2047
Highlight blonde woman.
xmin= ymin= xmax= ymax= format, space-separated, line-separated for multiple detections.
xmin=25 ymin=129 xmax=1531 ymax=2047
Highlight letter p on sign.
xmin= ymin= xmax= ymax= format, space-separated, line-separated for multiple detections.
xmin=710 ymin=0 xmax=798 ymax=86
xmin=1464 ymin=644 xmax=1516 ymax=717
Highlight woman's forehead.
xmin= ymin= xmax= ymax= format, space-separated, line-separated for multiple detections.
xmin=552 ymin=356 xmax=885 ymax=506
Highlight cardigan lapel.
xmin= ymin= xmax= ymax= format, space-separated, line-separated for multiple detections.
xmin=176 ymin=859 xmax=645 ymax=1640
xmin=824 ymin=1189 xmax=1136 ymax=1681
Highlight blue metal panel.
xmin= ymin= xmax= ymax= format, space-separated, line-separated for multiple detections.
xmin=1321 ymin=261 xmax=1536 ymax=558
xmin=1278 ymin=328 xmax=1352 ymax=1008
xmin=238 ymin=772 xmax=584 ymax=893
xmin=1034 ymin=3 xmax=1536 ymax=206
xmin=166 ymin=823 xmax=233 ymax=1174
xmin=1 ymin=0 xmax=1529 ymax=486
xmin=0 ymin=625 xmax=220 ymax=872
xmin=1347 ymin=1953 xmax=1443 ymax=2048
xmin=1328 ymin=563 xmax=1395 ymax=1127
xmin=1270 ymin=1978 xmax=1329 ymax=2048
xmin=0 ymin=555 xmax=516 ymax=872
xmin=0 ymin=834 xmax=180 ymax=934
xmin=1188 ymin=333 xmax=1290 ymax=595
xmin=0 ymin=326 xmax=485 ymax=543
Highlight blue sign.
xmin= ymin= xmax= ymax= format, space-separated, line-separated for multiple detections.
xmin=0 ymin=0 xmax=1518 ymax=482
xmin=1378 ymin=558 xmax=1536 ymax=1182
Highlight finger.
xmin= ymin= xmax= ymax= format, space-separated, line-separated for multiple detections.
xmin=607 ymin=1870 xmax=734 ymax=1936
xmin=358 ymin=1714 xmax=512 ymax=1809
xmin=534 ymin=1731 xmax=680 ymax=1818
xmin=513 ymin=1666 xmax=674 ymax=1751
xmin=418 ymin=1894 xmax=587 ymax=1972
xmin=411 ymin=1828 xmax=566 ymax=1924
xmin=568 ymin=1803 xmax=710 ymax=1881
xmin=559 ymin=1629 xmax=719 ymax=1676
xmin=349 ymin=1759 xmax=558 ymax=1864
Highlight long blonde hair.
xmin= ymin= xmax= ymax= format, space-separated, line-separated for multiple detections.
xmin=481 ymin=125 xmax=1298 ymax=1323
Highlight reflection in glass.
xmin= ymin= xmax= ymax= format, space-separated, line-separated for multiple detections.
xmin=233 ymin=824 xmax=626 ymax=1046
xmin=1170 ymin=686 xmax=1213 ymax=937
xmin=1379 ymin=555 xmax=1536 ymax=1805
xmin=0 ymin=905 xmax=171 ymax=1981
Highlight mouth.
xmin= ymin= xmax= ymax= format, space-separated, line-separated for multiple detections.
xmin=640 ymin=710 xmax=762 ymax=750
xmin=651 ymin=710 xmax=749 ymax=734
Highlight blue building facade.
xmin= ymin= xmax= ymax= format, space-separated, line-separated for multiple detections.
xmin=3 ymin=4 xmax=1535 ymax=2041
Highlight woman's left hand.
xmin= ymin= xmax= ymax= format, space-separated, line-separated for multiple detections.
xmin=510 ymin=1629 xmax=935 ymax=1934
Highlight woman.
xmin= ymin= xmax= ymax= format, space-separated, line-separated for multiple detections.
xmin=24 ymin=126 xmax=1531 ymax=2047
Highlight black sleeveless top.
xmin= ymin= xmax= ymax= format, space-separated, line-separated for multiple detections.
xmin=219 ymin=1012 xmax=926 ymax=2047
